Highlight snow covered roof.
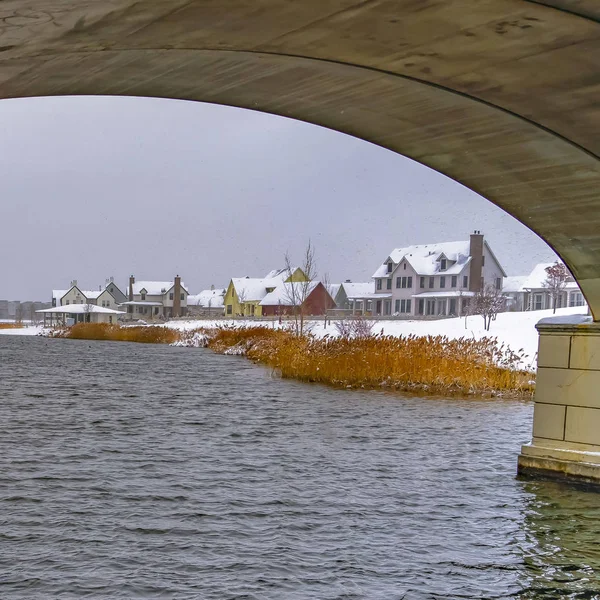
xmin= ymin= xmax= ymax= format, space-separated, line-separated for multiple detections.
xmin=132 ymin=280 xmax=188 ymax=296
xmin=522 ymin=262 xmax=576 ymax=290
xmin=260 ymin=282 xmax=320 ymax=306
xmin=340 ymin=282 xmax=374 ymax=299
xmin=52 ymin=289 xmax=68 ymax=303
xmin=373 ymin=241 xmax=472 ymax=278
xmin=81 ymin=290 xmax=102 ymax=300
xmin=503 ymin=276 xmax=528 ymax=293
xmin=188 ymin=289 xmax=226 ymax=307
xmin=411 ymin=291 xmax=475 ymax=298
xmin=329 ymin=284 xmax=341 ymax=300
xmin=232 ymin=275 xmax=286 ymax=302
xmin=119 ymin=301 xmax=163 ymax=307
xmin=263 ymin=267 xmax=303 ymax=279
xmin=37 ymin=305 xmax=125 ymax=315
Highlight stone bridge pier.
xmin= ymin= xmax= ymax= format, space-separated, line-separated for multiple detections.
xmin=519 ymin=317 xmax=600 ymax=485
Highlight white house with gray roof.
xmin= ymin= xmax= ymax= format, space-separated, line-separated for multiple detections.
xmin=121 ymin=275 xmax=188 ymax=320
xmin=372 ymin=231 xmax=506 ymax=318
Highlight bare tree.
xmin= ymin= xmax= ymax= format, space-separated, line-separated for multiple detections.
xmin=472 ymin=284 xmax=506 ymax=331
xmin=543 ymin=261 xmax=570 ymax=314
xmin=83 ymin=302 xmax=94 ymax=323
xmin=321 ymin=272 xmax=334 ymax=329
xmin=236 ymin=285 xmax=247 ymax=317
xmin=334 ymin=316 xmax=374 ymax=338
xmin=284 ymin=240 xmax=317 ymax=336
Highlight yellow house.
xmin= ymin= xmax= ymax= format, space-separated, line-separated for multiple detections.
xmin=224 ymin=268 xmax=308 ymax=317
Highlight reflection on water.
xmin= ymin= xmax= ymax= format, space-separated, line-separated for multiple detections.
xmin=518 ymin=480 xmax=600 ymax=599
xmin=1 ymin=335 xmax=599 ymax=599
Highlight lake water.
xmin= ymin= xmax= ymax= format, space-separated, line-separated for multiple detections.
xmin=1 ymin=336 xmax=599 ymax=599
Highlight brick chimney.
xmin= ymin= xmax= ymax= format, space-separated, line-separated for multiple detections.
xmin=173 ymin=275 xmax=181 ymax=317
xmin=129 ymin=275 xmax=135 ymax=301
xmin=469 ymin=231 xmax=484 ymax=292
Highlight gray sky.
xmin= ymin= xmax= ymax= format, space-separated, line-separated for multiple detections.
xmin=1 ymin=95 xmax=556 ymax=300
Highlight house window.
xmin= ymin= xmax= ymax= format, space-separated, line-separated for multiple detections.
xmin=396 ymin=277 xmax=401 ymax=289
xmin=463 ymin=276 xmax=468 ymax=288
xmin=441 ymin=259 xmax=447 ymax=271
xmin=52 ymin=298 xmax=56 ymax=307
xmin=109 ymin=316 xmax=113 ymax=324
xmin=449 ymin=298 xmax=457 ymax=315
xmin=495 ymin=278 xmax=502 ymax=290
xmin=482 ymin=255 xmax=485 ymax=266
xmin=386 ymin=279 xmax=392 ymax=290
xmin=399 ymin=299 xmax=412 ymax=313
xmin=180 ymin=293 xmax=185 ymax=301
xmin=426 ymin=299 xmax=435 ymax=316
xmin=570 ymin=292 xmax=584 ymax=307
xmin=377 ymin=279 xmax=382 ymax=291
xmin=403 ymin=263 xmax=407 ymax=270
xmin=429 ymin=277 xmax=434 ymax=289
xmin=407 ymin=277 xmax=413 ymax=289
xmin=534 ymin=294 xmax=543 ymax=310
xmin=141 ymin=293 xmax=146 ymax=300
xmin=384 ymin=300 xmax=391 ymax=315
xmin=451 ymin=276 xmax=457 ymax=288
xmin=169 ymin=292 xmax=174 ymax=300
xmin=418 ymin=299 xmax=425 ymax=315
xmin=66 ymin=300 xmax=70 ymax=305
xmin=420 ymin=277 xmax=425 ymax=289
xmin=387 ymin=262 xmax=393 ymax=273
xmin=440 ymin=276 xmax=446 ymax=289
xmin=226 ymin=304 xmax=232 ymax=315
xmin=437 ymin=299 xmax=447 ymax=316
xmin=395 ymin=299 xmax=400 ymax=313
xmin=461 ymin=298 xmax=471 ymax=314
xmin=376 ymin=300 xmax=382 ymax=315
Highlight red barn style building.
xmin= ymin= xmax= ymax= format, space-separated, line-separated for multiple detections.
xmin=260 ymin=282 xmax=335 ymax=317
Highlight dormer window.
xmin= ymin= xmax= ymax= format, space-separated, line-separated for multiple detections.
xmin=387 ymin=262 xmax=393 ymax=273
xmin=441 ymin=259 xmax=447 ymax=271
xmin=141 ymin=292 xmax=146 ymax=301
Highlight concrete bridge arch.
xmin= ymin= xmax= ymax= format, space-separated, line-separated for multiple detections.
xmin=2 ymin=0 xmax=600 ymax=482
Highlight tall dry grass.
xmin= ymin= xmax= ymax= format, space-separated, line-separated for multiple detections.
xmin=0 ymin=323 xmax=25 ymax=329
xmin=60 ymin=323 xmax=179 ymax=344
xmin=206 ymin=327 xmax=534 ymax=397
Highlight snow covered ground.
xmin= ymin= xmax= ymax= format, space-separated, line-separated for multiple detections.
xmin=165 ymin=306 xmax=589 ymax=369
xmin=1 ymin=307 xmax=589 ymax=369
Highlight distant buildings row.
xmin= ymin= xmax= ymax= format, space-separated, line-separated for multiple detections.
xmin=42 ymin=231 xmax=586 ymax=324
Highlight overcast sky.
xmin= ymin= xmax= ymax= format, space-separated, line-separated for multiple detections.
xmin=0 ymin=95 xmax=556 ymax=300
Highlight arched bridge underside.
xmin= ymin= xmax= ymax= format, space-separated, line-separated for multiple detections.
xmin=2 ymin=0 xmax=599 ymax=315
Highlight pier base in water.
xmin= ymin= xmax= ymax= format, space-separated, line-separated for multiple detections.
xmin=518 ymin=316 xmax=600 ymax=487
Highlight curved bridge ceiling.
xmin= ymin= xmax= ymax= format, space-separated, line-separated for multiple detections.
xmin=1 ymin=1 xmax=599 ymax=315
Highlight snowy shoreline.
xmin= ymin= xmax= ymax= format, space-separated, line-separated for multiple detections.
xmin=0 ymin=306 xmax=588 ymax=368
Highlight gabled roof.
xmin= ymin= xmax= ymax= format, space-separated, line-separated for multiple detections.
xmin=503 ymin=275 xmax=528 ymax=293
xmin=263 ymin=266 xmax=305 ymax=280
xmin=81 ymin=290 xmax=102 ymax=300
xmin=231 ymin=275 xmax=286 ymax=302
xmin=522 ymin=262 xmax=575 ymax=290
xmin=340 ymin=282 xmax=375 ymax=299
xmin=132 ymin=280 xmax=189 ymax=295
xmin=373 ymin=241 xmax=472 ymax=278
xmin=188 ymin=289 xmax=226 ymax=308
xmin=260 ymin=281 xmax=320 ymax=306
xmin=373 ymin=239 xmax=507 ymax=278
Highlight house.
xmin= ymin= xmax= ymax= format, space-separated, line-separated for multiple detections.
xmin=372 ymin=231 xmax=506 ymax=317
xmin=334 ymin=281 xmax=377 ymax=315
xmin=518 ymin=262 xmax=586 ymax=311
xmin=120 ymin=275 xmax=189 ymax=320
xmin=259 ymin=281 xmax=335 ymax=316
xmin=223 ymin=267 xmax=308 ymax=317
xmin=51 ymin=278 xmax=126 ymax=311
xmin=187 ymin=287 xmax=226 ymax=316
xmin=502 ymin=276 xmax=529 ymax=312
xmin=37 ymin=304 xmax=125 ymax=327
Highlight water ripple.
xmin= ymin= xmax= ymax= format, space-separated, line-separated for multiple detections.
xmin=1 ymin=336 xmax=599 ymax=599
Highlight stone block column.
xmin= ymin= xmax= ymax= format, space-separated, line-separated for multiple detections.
xmin=518 ymin=315 xmax=600 ymax=485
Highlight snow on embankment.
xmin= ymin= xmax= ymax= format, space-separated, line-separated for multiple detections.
xmin=166 ymin=306 xmax=588 ymax=368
